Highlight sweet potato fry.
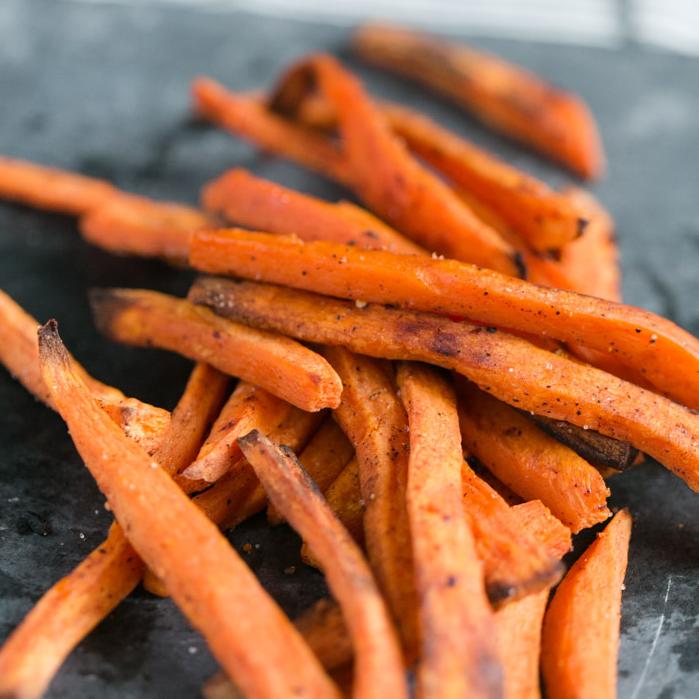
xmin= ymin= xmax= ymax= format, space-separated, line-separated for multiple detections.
xmin=80 ymin=193 xmax=212 ymax=263
xmin=283 ymin=55 xmax=521 ymax=275
xmin=190 ymin=278 xmax=699 ymax=492
xmin=240 ymin=430 xmax=409 ymax=699
xmin=353 ymin=24 xmax=605 ymax=179
xmin=89 ymin=287 xmax=342 ymax=412
xmin=397 ymin=362 xmax=502 ymax=699
xmin=192 ymin=78 xmax=352 ymax=184
xmin=36 ymin=321 xmax=340 ymax=699
xmin=0 ymin=524 xmax=142 ymax=699
xmin=268 ymin=417 xmax=353 ymax=525
xmin=180 ymin=381 xmax=291 ymax=483
xmin=0 ymin=288 xmax=170 ymax=454
xmin=193 ymin=407 xmax=323 ymax=530
xmin=457 ymin=381 xmax=610 ymax=533
xmin=0 ymin=156 xmax=116 ymax=214
xmin=542 ymin=509 xmax=632 ymax=699
xmin=323 ymin=348 xmax=418 ymax=652
xmin=202 ymin=168 xmax=423 ymax=255
xmin=189 ymin=230 xmax=699 ymax=408
xmin=301 ymin=456 xmax=363 ymax=569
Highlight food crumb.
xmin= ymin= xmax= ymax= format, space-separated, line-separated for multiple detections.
xmin=79 ymin=532 xmax=85 ymax=540
xmin=188 ymin=646 xmax=198 ymax=655
xmin=242 ymin=543 xmax=253 ymax=553
xmin=355 ymin=299 xmax=368 ymax=309
xmin=284 ymin=566 xmax=296 ymax=575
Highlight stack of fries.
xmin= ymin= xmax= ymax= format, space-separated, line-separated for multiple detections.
xmin=1 ymin=23 xmax=695 ymax=699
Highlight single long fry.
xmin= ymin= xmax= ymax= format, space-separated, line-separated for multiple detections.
xmin=323 ymin=348 xmax=418 ymax=653
xmin=192 ymin=78 xmax=352 ymax=184
xmin=189 ymin=230 xmax=699 ymax=408
xmin=180 ymin=381 xmax=291 ymax=483
xmin=0 ymin=156 xmax=116 ymax=214
xmin=36 ymin=321 xmax=340 ymax=699
xmin=0 ymin=524 xmax=142 ymax=699
xmin=202 ymin=168 xmax=423 ymax=255
xmin=90 ymin=287 xmax=341 ymax=412
xmin=542 ymin=509 xmax=632 ymax=699
xmin=398 ymin=363 xmax=502 ymax=699
xmin=458 ymin=382 xmax=610 ymax=533
xmin=269 ymin=417 xmax=353 ymax=525
xmin=80 ymin=194 xmax=211 ymax=263
xmin=191 ymin=278 xmax=699 ymax=492
xmin=240 ymin=430 xmax=409 ymax=699
xmin=0 ymin=288 xmax=170 ymax=454
xmin=353 ymin=24 xmax=605 ymax=179
xmin=306 ymin=55 xmax=522 ymax=275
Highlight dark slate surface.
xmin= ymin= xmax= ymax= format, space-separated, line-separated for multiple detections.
xmin=1 ymin=1 xmax=698 ymax=697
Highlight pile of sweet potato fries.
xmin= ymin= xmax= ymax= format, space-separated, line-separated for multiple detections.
xmin=2 ymin=22 xmax=695 ymax=699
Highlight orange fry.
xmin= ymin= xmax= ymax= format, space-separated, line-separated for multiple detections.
xmin=268 ymin=417 xmax=353 ymax=525
xmin=80 ymin=193 xmax=212 ymax=263
xmin=190 ymin=278 xmax=699 ymax=492
xmin=353 ymin=24 xmax=605 ymax=179
xmin=240 ymin=430 xmax=409 ymax=699
xmin=397 ymin=363 xmax=502 ymax=699
xmin=180 ymin=381 xmax=291 ymax=483
xmin=542 ymin=509 xmax=632 ymax=699
xmin=90 ymin=287 xmax=342 ymax=412
xmin=0 ymin=524 xmax=142 ymax=699
xmin=0 ymin=156 xmax=116 ymax=214
xmin=458 ymin=382 xmax=610 ymax=533
xmin=36 ymin=321 xmax=340 ymax=699
xmin=189 ymin=229 xmax=699 ymax=409
xmin=192 ymin=78 xmax=352 ymax=184
xmin=201 ymin=168 xmax=423 ymax=255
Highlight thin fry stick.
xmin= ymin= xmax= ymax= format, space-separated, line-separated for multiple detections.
xmin=323 ymin=348 xmax=418 ymax=653
xmin=0 ymin=156 xmax=116 ymax=214
xmin=89 ymin=287 xmax=342 ymax=412
xmin=80 ymin=194 xmax=212 ymax=263
xmin=190 ymin=278 xmax=699 ymax=492
xmin=301 ymin=456 xmax=363 ymax=569
xmin=353 ymin=24 xmax=605 ymax=179
xmin=542 ymin=509 xmax=632 ymax=699
xmin=192 ymin=78 xmax=352 ymax=184
xmin=268 ymin=417 xmax=353 ymax=525
xmin=202 ymin=168 xmax=423 ymax=255
xmin=240 ymin=430 xmax=409 ymax=699
xmin=0 ymin=288 xmax=170 ymax=454
xmin=180 ymin=381 xmax=291 ymax=483
xmin=0 ymin=524 xmax=142 ymax=699
xmin=35 ymin=321 xmax=340 ymax=699
xmin=457 ymin=381 xmax=610 ymax=533
xmin=189 ymin=230 xmax=699 ymax=409
xmin=397 ymin=362 xmax=502 ymax=699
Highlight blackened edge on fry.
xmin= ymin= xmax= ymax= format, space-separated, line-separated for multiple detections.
xmin=88 ymin=288 xmax=134 ymax=339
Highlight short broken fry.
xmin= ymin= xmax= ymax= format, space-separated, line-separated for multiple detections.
xmin=542 ymin=509 xmax=632 ymax=699
xmin=89 ymin=287 xmax=342 ymax=412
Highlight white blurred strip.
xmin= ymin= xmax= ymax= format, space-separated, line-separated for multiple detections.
xmin=633 ymin=0 xmax=699 ymax=55
xmin=72 ymin=0 xmax=623 ymax=47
